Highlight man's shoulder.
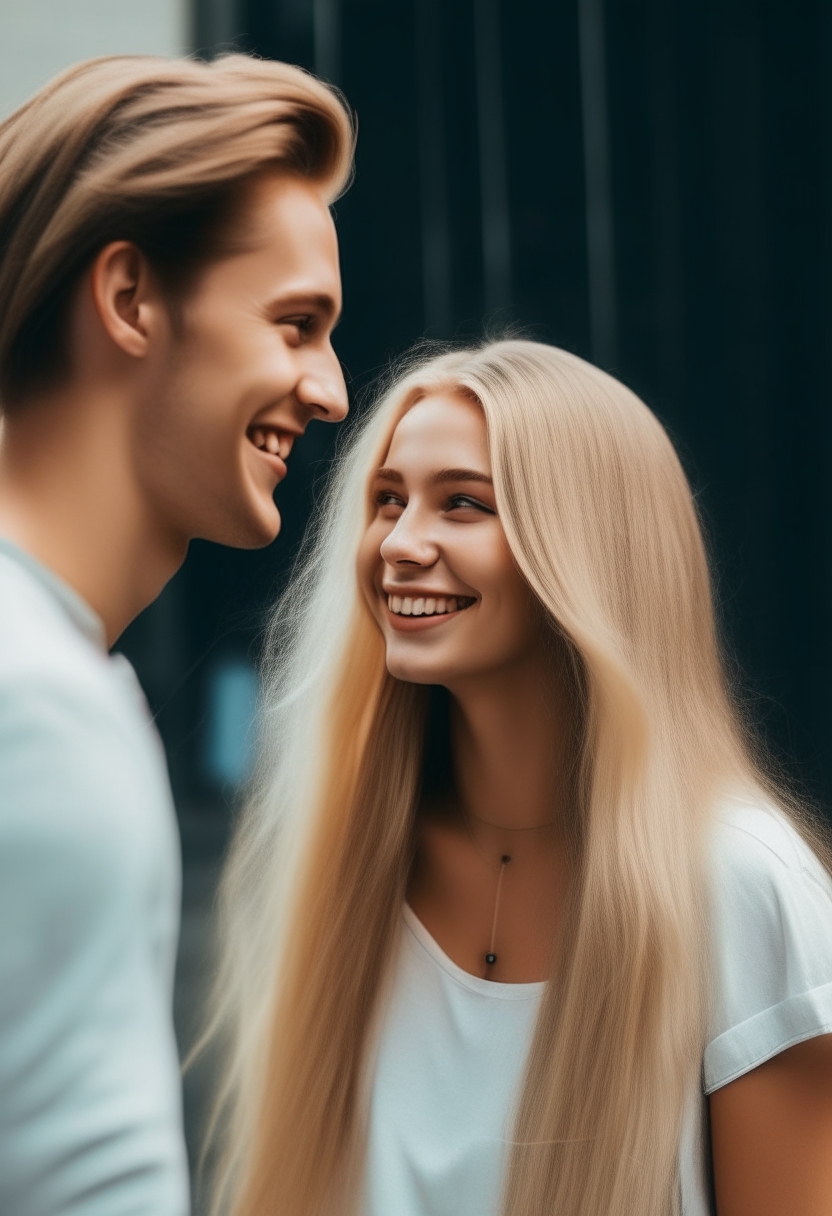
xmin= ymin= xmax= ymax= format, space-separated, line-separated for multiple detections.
xmin=0 ymin=552 xmax=127 ymax=721
xmin=0 ymin=588 xmax=177 ymax=926
xmin=0 ymin=571 xmax=186 ymax=1216
xmin=0 ymin=550 xmax=102 ymax=678
xmin=0 ymin=555 xmax=172 ymax=829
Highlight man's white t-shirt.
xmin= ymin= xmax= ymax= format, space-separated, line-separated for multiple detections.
xmin=0 ymin=540 xmax=189 ymax=1215
xmin=363 ymin=802 xmax=832 ymax=1215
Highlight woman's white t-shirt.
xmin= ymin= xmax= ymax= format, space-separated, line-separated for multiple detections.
xmin=363 ymin=803 xmax=832 ymax=1216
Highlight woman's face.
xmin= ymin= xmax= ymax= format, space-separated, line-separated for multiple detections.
xmin=358 ymin=392 xmax=545 ymax=688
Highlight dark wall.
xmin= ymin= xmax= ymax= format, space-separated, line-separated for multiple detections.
xmin=121 ymin=0 xmax=832 ymax=815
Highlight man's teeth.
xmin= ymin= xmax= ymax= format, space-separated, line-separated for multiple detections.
xmin=387 ymin=594 xmax=474 ymax=616
xmin=250 ymin=427 xmax=283 ymax=455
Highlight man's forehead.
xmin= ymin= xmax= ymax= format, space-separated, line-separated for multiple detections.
xmin=247 ymin=185 xmax=341 ymax=294
xmin=245 ymin=174 xmax=336 ymax=242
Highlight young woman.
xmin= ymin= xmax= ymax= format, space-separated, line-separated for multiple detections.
xmin=211 ymin=340 xmax=832 ymax=1216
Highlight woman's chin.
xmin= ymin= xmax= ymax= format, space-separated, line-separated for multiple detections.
xmin=384 ymin=648 xmax=471 ymax=688
xmin=387 ymin=661 xmax=441 ymax=686
xmin=385 ymin=650 xmax=452 ymax=686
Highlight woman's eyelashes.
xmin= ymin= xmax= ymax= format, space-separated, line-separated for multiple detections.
xmin=446 ymin=493 xmax=496 ymax=515
xmin=374 ymin=490 xmax=496 ymax=516
xmin=376 ymin=490 xmax=406 ymax=510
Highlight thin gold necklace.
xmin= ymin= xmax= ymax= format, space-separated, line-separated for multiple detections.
xmin=460 ymin=806 xmax=555 ymax=970
xmin=485 ymin=854 xmax=511 ymax=967
xmin=467 ymin=808 xmax=557 ymax=832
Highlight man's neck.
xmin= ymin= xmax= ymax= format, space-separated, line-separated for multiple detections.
xmin=0 ymin=390 xmax=187 ymax=647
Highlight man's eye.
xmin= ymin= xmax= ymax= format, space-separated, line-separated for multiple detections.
xmin=280 ymin=315 xmax=315 ymax=334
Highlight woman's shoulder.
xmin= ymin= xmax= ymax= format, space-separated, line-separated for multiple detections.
xmin=711 ymin=800 xmax=831 ymax=895
xmin=703 ymin=799 xmax=832 ymax=1094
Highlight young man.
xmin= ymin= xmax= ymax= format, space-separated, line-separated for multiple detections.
xmin=0 ymin=54 xmax=353 ymax=1214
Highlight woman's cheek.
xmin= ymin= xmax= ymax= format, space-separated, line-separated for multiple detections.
xmin=361 ymin=522 xmax=395 ymax=601
xmin=356 ymin=529 xmax=380 ymax=596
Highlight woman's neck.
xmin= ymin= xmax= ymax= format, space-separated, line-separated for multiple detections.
xmin=447 ymin=650 xmax=575 ymax=834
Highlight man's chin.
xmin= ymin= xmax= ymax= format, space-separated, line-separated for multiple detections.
xmin=245 ymin=507 xmax=282 ymax=549
xmin=205 ymin=503 xmax=282 ymax=550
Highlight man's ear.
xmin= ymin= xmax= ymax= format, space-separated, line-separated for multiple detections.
xmin=89 ymin=241 xmax=161 ymax=359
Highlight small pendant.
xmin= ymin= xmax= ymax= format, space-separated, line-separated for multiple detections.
xmin=485 ymin=952 xmax=497 ymax=965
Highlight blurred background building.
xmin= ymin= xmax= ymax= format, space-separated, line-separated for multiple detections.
xmin=2 ymin=0 xmax=832 ymax=1203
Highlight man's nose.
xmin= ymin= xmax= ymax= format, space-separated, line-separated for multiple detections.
xmin=296 ymin=350 xmax=349 ymax=422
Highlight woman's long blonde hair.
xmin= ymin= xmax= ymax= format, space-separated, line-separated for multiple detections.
xmin=212 ymin=339 xmax=819 ymax=1216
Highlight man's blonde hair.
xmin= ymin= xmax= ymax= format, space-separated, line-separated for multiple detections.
xmin=0 ymin=53 xmax=355 ymax=406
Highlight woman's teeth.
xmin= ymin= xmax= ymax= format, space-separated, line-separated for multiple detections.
xmin=387 ymin=594 xmax=474 ymax=617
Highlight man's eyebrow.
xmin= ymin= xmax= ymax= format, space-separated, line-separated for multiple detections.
xmin=372 ymin=466 xmax=493 ymax=486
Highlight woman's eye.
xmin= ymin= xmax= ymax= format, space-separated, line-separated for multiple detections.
xmin=376 ymin=491 xmax=405 ymax=509
xmin=447 ymin=494 xmax=495 ymax=515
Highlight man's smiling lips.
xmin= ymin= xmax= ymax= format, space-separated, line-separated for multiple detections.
xmin=246 ymin=423 xmax=295 ymax=480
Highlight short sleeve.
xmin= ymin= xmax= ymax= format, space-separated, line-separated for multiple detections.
xmin=702 ymin=804 xmax=832 ymax=1094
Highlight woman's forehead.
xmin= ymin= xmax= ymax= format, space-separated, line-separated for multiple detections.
xmin=383 ymin=392 xmax=489 ymax=471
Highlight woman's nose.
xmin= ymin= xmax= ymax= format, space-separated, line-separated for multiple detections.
xmin=379 ymin=508 xmax=438 ymax=567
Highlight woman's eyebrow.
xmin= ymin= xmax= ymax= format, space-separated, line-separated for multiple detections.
xmin=372 ymin=466 xmax=493 ymax=486
xmin=433 ymin=468 xmax=493 ymax=486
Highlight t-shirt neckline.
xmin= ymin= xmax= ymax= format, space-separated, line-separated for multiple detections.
xmin=402 ymin=903 xmax=547 ymax=1000
xmin=0 ymin=537 xmax=106 ymax=650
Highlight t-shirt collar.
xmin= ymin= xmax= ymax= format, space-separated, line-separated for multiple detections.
xmin=0 ymin=536 xmax=107 ymax=651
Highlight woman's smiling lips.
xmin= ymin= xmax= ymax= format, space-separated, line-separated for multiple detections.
xmin=382 ymin=590 xmax=477 ymax=631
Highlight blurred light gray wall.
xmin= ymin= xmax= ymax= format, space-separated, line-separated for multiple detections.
xmin=0 ymin=0 xmax=188 ymax=119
